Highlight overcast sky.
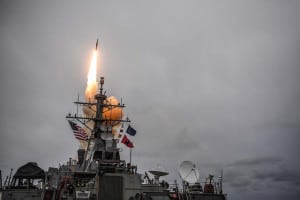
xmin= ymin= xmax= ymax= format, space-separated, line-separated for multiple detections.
xmin=1 ymin=1 xmax=300 ymax=199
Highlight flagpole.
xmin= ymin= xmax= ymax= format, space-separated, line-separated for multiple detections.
xmin=130 ymin=148 xmax=132 ymax=164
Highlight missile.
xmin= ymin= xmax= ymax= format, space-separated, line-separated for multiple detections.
xmin=96 ymin=39 xmax=98 ymax=50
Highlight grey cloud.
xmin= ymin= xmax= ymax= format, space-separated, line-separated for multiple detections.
xmin=253 ymin=166 xmax=300 ymax=185
xmin=225 ymin=157 xmax=300 ymax=191
xmin=228 ymin=157 xmax=282 ymax=167
xmin=1 ymin=1 xmax=300 ymax=200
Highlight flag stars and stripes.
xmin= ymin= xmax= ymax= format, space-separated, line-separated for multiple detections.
xmin=68 ymin=120 xmax=88 ymax=141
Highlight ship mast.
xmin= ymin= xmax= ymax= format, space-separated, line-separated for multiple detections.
xmin=66 ymin=76 xmax=130 ymax=171
xmin=94 ymin=77 xmax=106 ymax=143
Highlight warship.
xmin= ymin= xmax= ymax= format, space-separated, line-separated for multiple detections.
xmin=0 ymin=41 xmax=227 ymax=200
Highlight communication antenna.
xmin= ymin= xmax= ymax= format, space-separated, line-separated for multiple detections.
xmin=7 ymin=168 xmax=13 ymax=186
xmin=149 ymin=165 xmax=168 ymax=185
xmin=149 ymin=170 xmax=168 ymax=185
xmin=179 ymin=161 xmax=200 ymax=184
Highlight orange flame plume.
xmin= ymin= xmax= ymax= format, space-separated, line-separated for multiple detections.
xmin=85 ymin=50 xmax=98 ymax=102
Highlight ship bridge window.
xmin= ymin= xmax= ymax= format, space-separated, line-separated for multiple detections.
xmin=105 ymin=151 xmax=113 ymax=160
xmin=93 ymin=151 xmax=119 ymax=160
xmin=93 ymin=151 xmax=103 ymax=160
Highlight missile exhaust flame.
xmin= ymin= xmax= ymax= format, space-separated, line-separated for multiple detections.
xmin=85 ymin=50 xmax=98 ymax=102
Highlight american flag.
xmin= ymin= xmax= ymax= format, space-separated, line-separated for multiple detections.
xmin=68 ymin=120 xmax=88 ymax=141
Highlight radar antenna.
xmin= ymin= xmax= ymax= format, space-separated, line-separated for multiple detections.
xmin=179 ymin=161 xmax=200 ymax=184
